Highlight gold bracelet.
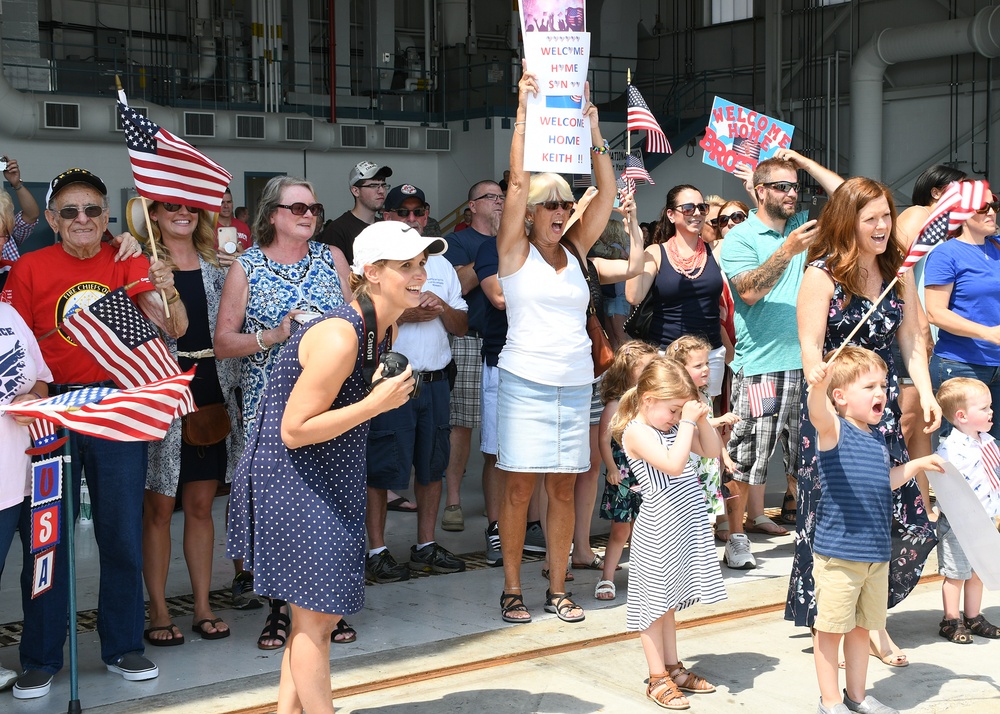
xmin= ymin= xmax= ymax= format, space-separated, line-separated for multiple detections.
xmin=166 ymin=289 xmax=181 ymax=305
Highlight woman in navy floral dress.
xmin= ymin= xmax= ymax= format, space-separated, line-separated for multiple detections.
xmin=786 ymin=178 xmax=941 ymax=663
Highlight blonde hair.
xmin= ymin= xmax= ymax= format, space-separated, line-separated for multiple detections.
xmin=610 ymin=357 xmax=698 ymax=443
xmin=527 ymin=173 xmax=573 ymax=207
xmin=936 ymin=377 xmax=990 ymax=425
xmin=600 ymin=340 xmax=659 ymax=404
xmin=823 ymin=346 xmax=887 ymax=397
xmin=704 ymin=194 xmax=726 ymax=208
xmin=0 ymin=192 xmax=13 ymax=239
xmin=146 ymin=203 xmax=219 ymax=270
xmin=664 ymin=334 xmax=712 ymax=367
xmin=348 ymin=259 xmax=387 ymax=300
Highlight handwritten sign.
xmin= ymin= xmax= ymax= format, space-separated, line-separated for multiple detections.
xmin=522 ymin=32 xmax=591 ymax=174
xmin=700 ymin=96 xmax=794 ymax=174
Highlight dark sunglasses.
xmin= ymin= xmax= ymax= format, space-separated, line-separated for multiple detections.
xmin=277 ymin=202 xmax=324 ymax=216
xmin=472 ymin=193 xmax=505 ymax=203
xmin=55 ymin=204 xmax=104 ymax=220
xmin=671 ymin=202 xmax=709 ymax=216
xmin=391 ymin=207 xmax=427 ymax=218
xmin=709 ymin=211 xmax=748 ymax=228
xmin=538 ymin=200 xmax=574 ymax=211
xmin=975 ymin=194 xmax=1000 ymax=214
xmin=759 ymin=180 xmax=800 ymax=194
xmin=160 ymin=203 xmax=200 ymax=213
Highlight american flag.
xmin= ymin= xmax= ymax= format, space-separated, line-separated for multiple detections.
xmin=982 ymin=439 xmax=1000 ymax=491
xmin=897 ymin=179 xmax=990 ymax=275
xmin=747 ymin=380 xmax=778 ymax=418
xmin=572 ymin=173 xmax=592 ymax=189
xmin=0 ymin=371 xmax=196 ymax=442
xmin=627 ymin=84 xmax=672 ymax=154
xmin=118 ymin=88 xmax=232 ymax=213
xmin=26 ymin=420 xmax=68 ymax=456
xmin=897 ymin=213 xmax=950 ymax=276
xmin=617 ymin=175 xmax=636 ymax=195
xmin=61 ymin=288 xmax=187 ymax=397
xmin=622 ymin=154 xmax=654 ymax=185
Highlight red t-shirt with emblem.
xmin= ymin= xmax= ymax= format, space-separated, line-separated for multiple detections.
xmin=2 ymin=244 xmax=153 ymax=384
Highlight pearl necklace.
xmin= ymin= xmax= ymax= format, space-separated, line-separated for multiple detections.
xmin=666 ymin=236 xmax=707 ymax=280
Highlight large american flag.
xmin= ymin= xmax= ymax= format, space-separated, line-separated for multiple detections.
xmin=0 ymin=372 xmax=196 ymax=442
xmin=748 ymin=380 xmax=778 ymax=418
xmin=627 ymin=84 xmax=672 ymax=154
xmin=897 ymin=179 xmax=990 ymax=275
xmin=118 ymin=88 xmax=232 ymax=213
xmin=982 ymin=440 xmax=1000 ymax=492
xmin=61 ymin=288 xmax=187 ymax=396
xmin=622 ymin=154 xmax=655 ymax=185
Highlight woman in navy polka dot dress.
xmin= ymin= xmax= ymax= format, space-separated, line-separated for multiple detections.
xmin=227 ymin=222 xmax=447 ymax=714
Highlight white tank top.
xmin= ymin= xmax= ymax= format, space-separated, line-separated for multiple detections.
xmin=498 ymin=242 xmax=594 ymax=386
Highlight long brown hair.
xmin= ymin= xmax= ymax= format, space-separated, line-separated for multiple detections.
xmin=650 ymin=184 xmax=700 ymax=245
xmin=806 ymin=177 xmax=902 ymax=303
xmin=610 ymin=357 xmax=698 ymax=444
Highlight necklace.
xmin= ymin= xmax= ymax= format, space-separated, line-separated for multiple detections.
xmin=666 ymin=236 xmax=707 ymax=280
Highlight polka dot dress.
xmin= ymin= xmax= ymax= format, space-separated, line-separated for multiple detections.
xmin=227 ymin=305 xmax=372 ymax=615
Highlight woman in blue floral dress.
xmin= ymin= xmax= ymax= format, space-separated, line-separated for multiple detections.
xmin=786 ymin=177 xmax=941 ymax=663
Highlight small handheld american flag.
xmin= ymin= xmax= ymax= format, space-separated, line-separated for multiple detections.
xmin=622 ymin=154 xmax=655 ymax=185
xmin=981 ymin=440 xmax=1000 ymax=492
xmin=747 ymin=381 xmax=778 ymax=418
xmin=627 ymin=84 xmax=672 ymax=154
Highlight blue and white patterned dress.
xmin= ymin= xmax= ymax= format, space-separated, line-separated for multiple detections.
xmin=237 ymin=242 xmax=345 ymax=430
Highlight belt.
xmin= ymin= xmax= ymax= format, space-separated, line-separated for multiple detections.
xmin=418 ymin=369 xmax=449 ymax=383
xmin=465 ymin=329 xmax=481 ymax=338
xmin=177 ymin=349 xmax=215 ymax=359
xmin=50 ymin=380 xmax=117 ymax=395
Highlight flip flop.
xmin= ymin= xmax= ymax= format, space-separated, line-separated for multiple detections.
xmin=386 ymin=496 xmax=417 ymax=513
xmin=193 ymin=617 xmax=231 ymax=640
xmin=144 ymin=624 xmax=185 ymax=647
xmin=744 ymin=514 xmax=788 ymax=536
xmin=571 ymin=554 xmax=622 ymax=571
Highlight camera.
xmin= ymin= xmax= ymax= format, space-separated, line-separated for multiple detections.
xmin=374 ymin=351 xmax=422 ymax=399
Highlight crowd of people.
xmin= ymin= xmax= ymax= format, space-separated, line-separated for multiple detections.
xmin=1 ymin=57 xmax=1000 ymax=713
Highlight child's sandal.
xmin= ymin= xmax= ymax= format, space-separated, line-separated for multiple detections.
xmin=646 ymin=673 xmax=690 ymax=710
xmin=939 ymin=617 xmax=974 ymax=644
xmin=666 ymin=662 xmax=716 ymax=693
xmin=964 ymin=613 xmax=1000 ymax=639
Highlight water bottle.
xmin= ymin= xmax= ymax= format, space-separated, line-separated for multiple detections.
xmin=79 ymin=478 xmax=93 ymax=524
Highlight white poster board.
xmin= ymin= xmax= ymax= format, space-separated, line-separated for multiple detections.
xmin=927 ymin=462 xmax=1000 ymax=590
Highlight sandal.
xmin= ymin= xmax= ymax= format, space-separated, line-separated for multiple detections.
xmin=939 ymin=617 xmax=974 ymax=644
xmin=646 ymin=673 xmax=690 ymax=710
xmin=257 ymin=599 xmax=290 ymax=650
xmin=500 ymin=591 xmax=532 ymax=624
xmin=964 ymin=613 xmax=1000 ymax=639
xmin=780 ymin=492 xmax=797 ymax=525
xmin=192 ymin=617 xmax=230 ymax=640
xmin=666 ymin=661 xmax=716 ymax=694
xmin=744 ymin=514 xmax=788 ymax=536
xmin=143 ymin=624 xmax=185 ymax=647
xmin=544 ymin=589 xmax=585 ymax=623
xmin=713 ymin=518 xmax=730 ymax=544
xmin=332 ymin=618 xmax=357 ymax=644
xmin=869 ymin=639 xmax=908 ymax=667
xmin=594 ymin=579 xmax=616 ymax=600
xmin=541 ymin=567 xmax=574 ymax=582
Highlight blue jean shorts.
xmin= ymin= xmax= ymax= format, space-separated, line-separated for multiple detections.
xmin=496 ymin=369 xmax=591 ymax=474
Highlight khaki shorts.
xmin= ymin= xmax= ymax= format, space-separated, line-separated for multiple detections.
xmin=814 ymin=554 xmax=888 ymax=634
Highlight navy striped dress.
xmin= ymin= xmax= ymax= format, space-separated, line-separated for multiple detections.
xmin=624 ymin=422 xmax=727 ymax=631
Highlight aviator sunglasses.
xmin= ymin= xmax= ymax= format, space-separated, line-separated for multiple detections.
xmin=55 ymin=204 xmax=104 ymax=220
xmin=708 ymin=211 xmax=748 ymax=229
xmin=277 ymin=202 xmax=324 ymax=216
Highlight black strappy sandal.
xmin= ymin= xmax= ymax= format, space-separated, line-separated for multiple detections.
xmin=257 ymin=599 xmax=290 ymax=650
xmin=544 ymin=589 xmax=585 ymax=623
xmin=500 ymin=591 xmax=532 ymax=624
xmin=331 ymin=618 xmax=357 ymax=644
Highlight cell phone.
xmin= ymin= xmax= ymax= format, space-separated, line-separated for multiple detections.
xmin=0 ymin=157 xmax=7 ymax=172
xmin=293 ymin=312 xmax=323 ymax=325
xmin=613 ymin=194 xmax=621 ymax=209
xmin=807 ymin=195 xmax=827 ymax=222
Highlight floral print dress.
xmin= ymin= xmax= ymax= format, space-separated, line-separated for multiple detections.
xmin=785 ymin=258 xmax=937 ymax=628
xmin=694 ymin=388 xmax=725 ymax=518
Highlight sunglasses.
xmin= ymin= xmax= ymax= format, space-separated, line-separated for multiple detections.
xmin=759 ymin=181 xmax=800 ymax=194
xmin=160 ymin=203 xmax=200 ymax=213
xmin=391 ymin=207 xmax=427 ymax=218
xmin=472 ymin=193 xmax=505 ymax=203
xmin=538 ymin=200 xmax=574 ymax=211
xmin=277 ymin=202 xmax=324 ymax=216
xmin=55 ymin=205 xmax=104 ymax=220
xmin=357 ymin=182 xmax=390 ymax=191
xmin=709 ymin=211 xmax=748 ymax=228
xmin=671 ymin=202 xmax=709 ymax=216
xmin=975 ymin=194 xmax=1000 ymax=214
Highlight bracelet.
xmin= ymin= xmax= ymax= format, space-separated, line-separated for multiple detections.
xmin=28 ymin=391 xmax=43 ymax=401
xmin=679 ymin=419 xmax=698 ymax=428
xmin=256 ymin=329 xmax=268 ymax=352
xmin=591 ymin=140 xmax=610 ymax=155
xmin=514 ymin=121 xmax=526 ymax=136
xmin=9 ymin=182 xmax=22 ymax=191
xmin=166 ymin=289 xmax=181 ymax=305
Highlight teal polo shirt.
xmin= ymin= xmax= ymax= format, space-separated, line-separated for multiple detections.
xmin=719 ymin=209 xmax=809 ymax=377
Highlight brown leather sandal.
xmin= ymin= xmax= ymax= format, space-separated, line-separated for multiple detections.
xmin=964 ymin=613 xmax=1000 ymax=639
xmin=646 ymin=673 xmax=690 ymax=710
xmin=939 ymin=617 xmax=974 ymax=644
xmin=666 ymin=661 xmax=716 ymax=693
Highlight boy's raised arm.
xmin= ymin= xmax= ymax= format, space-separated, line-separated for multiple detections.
xmin=807 ymin=361 xmax=839 ymax=451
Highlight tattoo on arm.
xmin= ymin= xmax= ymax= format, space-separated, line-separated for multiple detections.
xmin=732 ymin=248 xmax=792 ymax=298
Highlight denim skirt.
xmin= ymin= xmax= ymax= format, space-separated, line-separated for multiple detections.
xmin=496 ymin=369 xmax=591 ymax=473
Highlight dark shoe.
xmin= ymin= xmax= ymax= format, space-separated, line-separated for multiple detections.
xmin=107 ymin=653 xmax=158 ymax=681
xmin=409 ymin=543 xmax=466 ymax=574
xmin=257 ymin=600 xmax=290 ymax=650
xmin=231 ymin=571 xmax=264 ymax=610
xmin=485 ymin=522 xmax=503 ymax=567
xmin=523 ymin=522 xmax=546 ymax=554
xmin=332 ymin=618 xmax=357 ymax=644
xmin=192 ymin=617 xmax=230 ymax=640
xmin=366 ymin=549 xmax=411 ymax=583
xmin=386 ymin=496 xmax=417 ymax=513
xmin=964 ymin=613 xmax=1000 ymax=638
xmin=780 ymin=492 xmax=797 ymax=525
xmin=143 ymin=623 xmax=185 ymax=647
xmin=939 ymin=617 xmax=974 ymax=644
xmin=12 ymin=670 xmax=53 ymax=700
xmin=543 ymin=589 xmax=585 ymax=623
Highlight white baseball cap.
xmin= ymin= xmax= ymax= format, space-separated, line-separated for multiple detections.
xmin=350 ymin=221 xmax=447 ymax=275
xmin=348 ymin=160 xmax=392 ymax=187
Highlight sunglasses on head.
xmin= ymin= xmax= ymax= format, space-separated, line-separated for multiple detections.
xmin=975 ymin=194 xmax=1000 ymax=214
xmin=759 ymin=181 xmax=800 ymax=194
xmin=55 ymin=205 xmax=104 ymax=220
xmin=671 ymin=202 xmax=709 ymax=216
xmin=538 ymin=200 xmax=574 ymax=211
xmin=708 ymin=211 xmax=748 ymax=228
xmin=391 ymin=207 xmax=427 ymax=218
xmin=277 ymin=202 xmax=324 ymax=216
xmin=160 ymin=203 xmax=200 ymax=213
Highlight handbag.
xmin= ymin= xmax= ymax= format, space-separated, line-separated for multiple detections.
xmin=182 ymin=402 xmax=231 ymax=446
xmin=622 ymin=289 xmax=656 ymax=340
xmin=564 ymin=241 xmax=614 ymax=377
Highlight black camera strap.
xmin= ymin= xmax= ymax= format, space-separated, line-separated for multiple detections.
xmin=357 ymin=293 xmax=392 ymax=388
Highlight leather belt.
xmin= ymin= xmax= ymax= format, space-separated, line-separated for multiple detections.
xmin=50 ymin=380 xmax=117 ymax=395
xmin=418 ymin=369 xmax=449 ymax=383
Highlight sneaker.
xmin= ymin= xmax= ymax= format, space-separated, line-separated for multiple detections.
xmin=107 ymin=653 xmax=158 ymax=681
xmin=523 ymin=522 xmax=546 ymax=554
xmin=409 ymin=543 xmax=467 ymax=574
xmin=12 ymin=669 xmax=53 ymax=699
xmin=365 ymin=549 xmax=410 ymax=583
xmin=485 ymin=522 xmax=503 ymax=567
xmin=441 ymin=504 xmax=465 ymax=532
xmin=843 ymin=691 xmax=899 ymax=714
xmin=231 ymin=571 xmax=264 ymax=610
xmin=817 ymin=699 xmax=851 ymax=714
xmin=724 ymin=533 xmax=756 ymax=569
xmin=0 ymin=665 xmax=17 ymax=691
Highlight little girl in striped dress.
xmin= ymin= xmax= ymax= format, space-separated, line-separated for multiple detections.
xmin=612 ymin=357 xmax=727 ymax=710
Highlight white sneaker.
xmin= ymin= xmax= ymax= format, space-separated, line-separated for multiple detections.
xmin=0 ymin=665 xmax=19 ymax=691
xmin=724 ymin=533 xmax=757 ymax=569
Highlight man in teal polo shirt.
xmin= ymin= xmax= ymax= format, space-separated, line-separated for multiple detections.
xmin=719 ymin=150 xmax=842 ymax=569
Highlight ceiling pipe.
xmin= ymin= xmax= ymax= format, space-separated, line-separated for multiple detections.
xmin=850 ymin=4 xmax=1000 ymax=179
xmin=191 ymin=0 xmax=218 ymax=84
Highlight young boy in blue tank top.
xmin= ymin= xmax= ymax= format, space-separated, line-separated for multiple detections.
xmin=807 ymin=346 xmax=945 ymax=714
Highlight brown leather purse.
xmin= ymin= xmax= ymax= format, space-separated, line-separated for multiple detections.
xmin=564 ymin=241 xmax=614 ymax=377
xmin=181 ymin=403 xmax=231 ymax=446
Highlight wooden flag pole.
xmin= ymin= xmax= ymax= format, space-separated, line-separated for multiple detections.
xmin=827 ymin=276 xmax=899 ymax=364
xmin=139 ymin=196 xmax=171 ymax=318
xmin=626 ymin=68 xmax=632 ymax=158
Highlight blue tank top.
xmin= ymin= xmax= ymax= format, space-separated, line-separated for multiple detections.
xmin=645 ymin=242 xmax=723 ymax=348
xmin=814 ymin=416 xmax=892 ymax=562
